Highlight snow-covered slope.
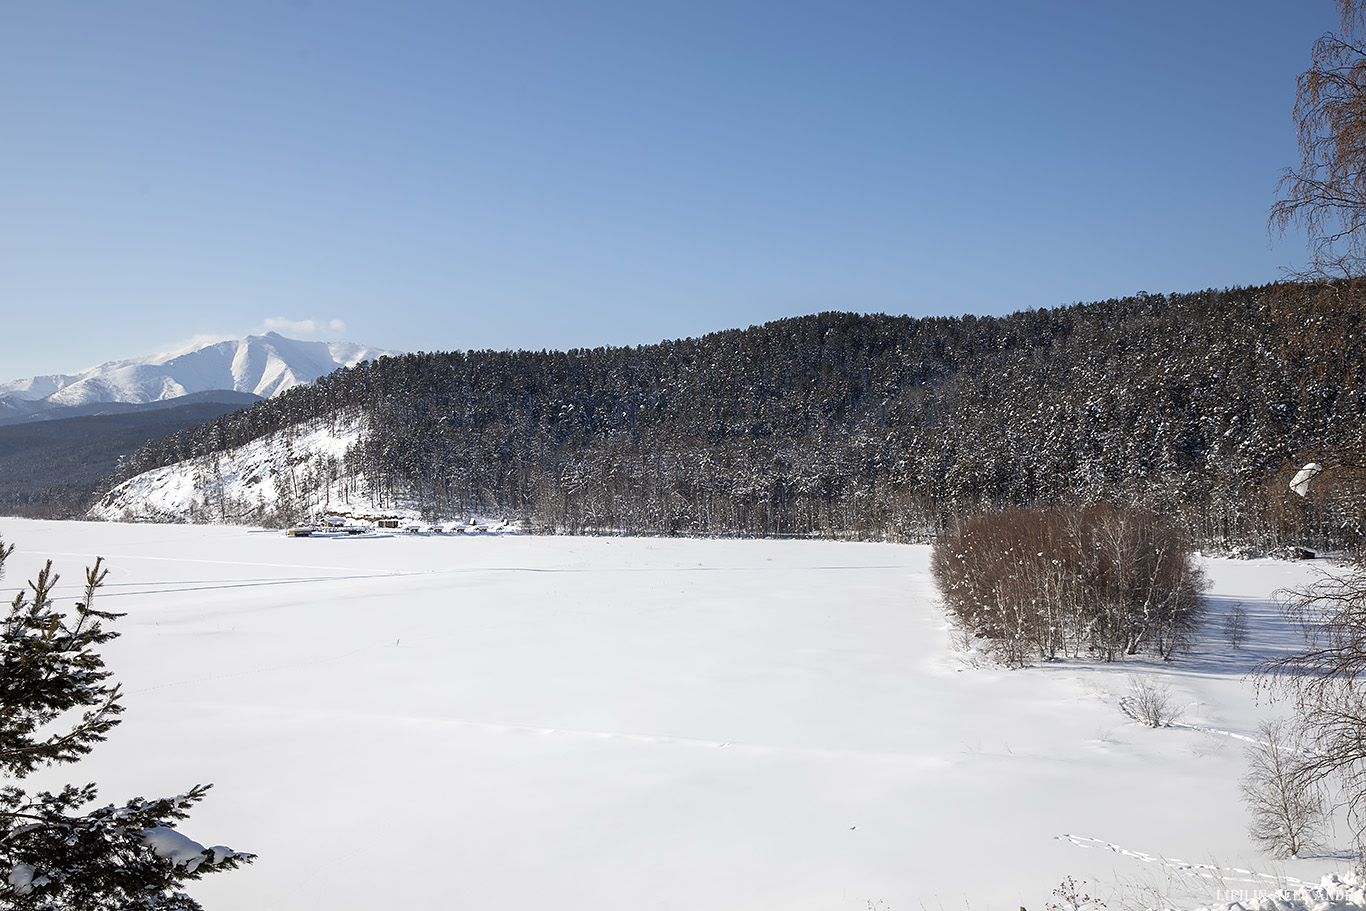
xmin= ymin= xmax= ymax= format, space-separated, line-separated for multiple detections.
xmin=0 ymin=333 xmax=397 ymax=417
xmin=90 ymin=412 xmax=374 ymax=524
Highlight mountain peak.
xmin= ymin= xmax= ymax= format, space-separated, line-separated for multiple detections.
xmin=0 ymin=334 xmax=401 ymax=418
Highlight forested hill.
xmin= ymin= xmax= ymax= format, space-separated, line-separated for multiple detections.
xmin=108 ymin=285 xmax=1365 ymax=546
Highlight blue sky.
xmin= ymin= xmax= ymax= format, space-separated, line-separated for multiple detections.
xmin=0 ymin=1 xmax=1340 ymax=379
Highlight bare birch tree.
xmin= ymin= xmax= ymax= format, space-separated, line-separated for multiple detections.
xmin=1255 ymin=561 xmax=1366 ymax=850
xmin=1240 ymin=718 xmax=1327 ymax=858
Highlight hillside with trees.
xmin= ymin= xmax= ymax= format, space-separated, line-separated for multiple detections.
xmin=0 ymin=398 xmax=257 ymax=518
xmin=100 ymin=283 xmax=1365 ymax=550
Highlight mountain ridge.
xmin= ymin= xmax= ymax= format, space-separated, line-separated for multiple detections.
xmin=0 ymin=332 xmax=398 ymax=420
xmin=0 ymin=332 xmax=399 ymax=517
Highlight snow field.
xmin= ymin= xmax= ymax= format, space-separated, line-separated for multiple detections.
xmin=0 ymin=519 xmax=1344 ymax=910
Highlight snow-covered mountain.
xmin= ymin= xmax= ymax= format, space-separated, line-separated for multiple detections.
xmin=0 ymin=332 xmax=397 ymax=421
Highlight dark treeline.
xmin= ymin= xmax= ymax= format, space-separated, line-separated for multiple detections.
xmin=109 ymin=284 xmax=1365 ymax=547
xmin=0 ymin=401 xmax=256 ymax=518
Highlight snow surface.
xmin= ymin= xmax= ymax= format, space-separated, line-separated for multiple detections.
xmin=0 ymin=332 xmax=397 ymax=411
xmin=0 ymin=518 xmax=1351 ymax=910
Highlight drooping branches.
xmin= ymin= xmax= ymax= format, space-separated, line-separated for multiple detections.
xmin=1272 ymin=0 xmax=1366 ymax=278
xmin=1256 ymin=560 xmax=1366 ymax=831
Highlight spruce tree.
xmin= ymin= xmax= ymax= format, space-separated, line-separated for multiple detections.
xmin=0 ymin=539 xmax=252 ymax=910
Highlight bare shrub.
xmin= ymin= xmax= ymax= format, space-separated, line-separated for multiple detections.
xmin=1240 ymin=718 xmax=1327 ymax=858
xmin=1222 ymin=602 xmax=1249 ymax=649
xmin=1126 ymin=676 xmax=1185 ymax=728
xmin=1045 ymin=875 xmax=1107 ymax=911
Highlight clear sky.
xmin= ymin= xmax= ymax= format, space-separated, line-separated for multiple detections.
xmin=0 ymin=1 xmax=1341 ymax=380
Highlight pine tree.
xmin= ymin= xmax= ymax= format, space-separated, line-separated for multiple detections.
xmin=0 ymin=540 xmax=252 ymax=910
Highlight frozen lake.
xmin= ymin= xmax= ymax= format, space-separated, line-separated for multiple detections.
xmin=0 ymin=518 xmax=1334 ymax=910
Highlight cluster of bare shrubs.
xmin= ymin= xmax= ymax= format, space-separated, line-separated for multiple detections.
xmin=931 ymin=504 xmax=1208 ymax=667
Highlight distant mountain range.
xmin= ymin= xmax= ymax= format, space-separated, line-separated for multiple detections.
xmin=0 ymin=333 xmax=398 ymax=516
xmin=0 ymin=332 xmax=396 ymax=424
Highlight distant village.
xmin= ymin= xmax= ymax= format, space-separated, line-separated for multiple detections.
xmin=285 ymin=512 xmax=517 ymax=537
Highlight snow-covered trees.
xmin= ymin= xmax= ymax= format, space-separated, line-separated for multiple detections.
xmin=98 ymin=288 xmax=1366 ymax=549
xmin=0 ymin=540 xmax=252 ymax=909
xmin=931 ymin=505 xmax=1208 ymax=667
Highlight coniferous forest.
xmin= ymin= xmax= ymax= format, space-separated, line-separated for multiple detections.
xmin=106 ymin=284 xmax=1366 ymax=549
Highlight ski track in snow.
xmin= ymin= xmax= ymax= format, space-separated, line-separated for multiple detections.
xmin=30 ymin=547 xmax=914 ymax=607
xmin=1056 ymin=834 xmax=1317 ymax=889
xmin=1116 ymin=695 xmax=1266 ymax=747
xmin=96 ymin=572 xmax=411 ymax=598
xmin=29 ymin=548 xmax=416 ymax=579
